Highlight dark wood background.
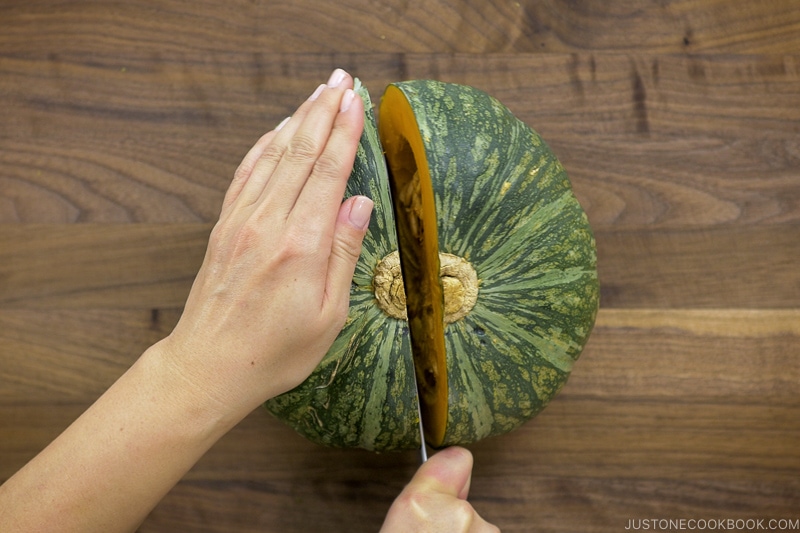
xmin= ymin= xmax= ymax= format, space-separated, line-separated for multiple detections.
xmin=1 ymin=1 xmax=798 ymax=531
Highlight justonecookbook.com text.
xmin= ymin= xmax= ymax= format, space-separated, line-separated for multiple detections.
xmin=625 ymin=518 xmax=800 ymax=531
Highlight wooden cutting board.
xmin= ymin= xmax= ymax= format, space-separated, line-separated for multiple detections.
xmin=1 ymin=1 xmax=799 ymax=531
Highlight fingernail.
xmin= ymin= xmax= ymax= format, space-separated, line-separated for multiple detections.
xmin=340 ymin=89 xmax=356 ymax=113
xmin=327 ymin=68 xmax=346 ymax=88
xmin=348 ymin=196 xmax=373 ymax=230
xmin=275 ymin=116 xmax=291 ymax=131
xmin=309 ymin=83 xmax=326 ymax=101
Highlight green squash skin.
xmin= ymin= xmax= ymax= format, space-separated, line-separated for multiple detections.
xmin=391 ymin=81 xmax=599 ymax=446
xmin=265 ymin=80 xmax=599 ymax=452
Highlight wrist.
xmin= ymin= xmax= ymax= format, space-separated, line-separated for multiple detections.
xmin=137 ymin=339 xmax=246 ymax=447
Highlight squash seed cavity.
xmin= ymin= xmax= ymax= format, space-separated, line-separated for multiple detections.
xmin=373 ymin=250 xmax=478 ymax=324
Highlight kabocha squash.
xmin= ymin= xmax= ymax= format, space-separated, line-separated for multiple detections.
xmin=265 ymin=80 xmax=599 ymax=451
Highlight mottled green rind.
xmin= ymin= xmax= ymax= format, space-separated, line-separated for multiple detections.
xmin=264 ymin=81 xmax=422 ymax=452
xmin=265 ymin=80 xmax=599 ymax=452
xmin=393 ymin=80 xmax=599 ymax=447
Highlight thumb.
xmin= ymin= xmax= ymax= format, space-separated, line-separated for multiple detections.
xmin=326 ymin=195 xmax=373 ymax=305
xmin=382 ymin=447 xmax=499 ymax=533
xmin=409 ymin=446 xmax=474 ymax=500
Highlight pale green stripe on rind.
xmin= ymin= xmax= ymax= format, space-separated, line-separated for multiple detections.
xmin=360 ymin=318 xmax=400 ymax=447
xmin=443 ymin=320 xmax=495 ymax=442
xmin=471 ymin=304 xmax=575 ymax=373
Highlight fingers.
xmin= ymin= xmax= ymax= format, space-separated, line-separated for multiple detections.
xmin=231 ymin=69 xmax=360 ymax=219
xmin=411 ymin=446 xmax=475 ymax=500
xmin=225 ymin=87 xmax=316 ymax=212
xmin=214 ymin=67 xmax=369 ymax=333
xmin=258 ymin=78 xmax=356 ymax=218
xmin=220 ymin=128 xmax=280 ymax=216
xmin=381 ymin=447 xmax=499 ymax=533
xmin=290 ymin=84 xmax=365 ymax=226
xmin=325 ymin=195 xmax=373 ymax=316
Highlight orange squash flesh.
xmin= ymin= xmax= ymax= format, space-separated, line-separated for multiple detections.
xmin=378 ymin=84 xmax=448 ymax=448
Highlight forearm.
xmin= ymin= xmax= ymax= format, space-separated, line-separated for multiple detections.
xmin=0 ymin=341 xmax=242 ymax=533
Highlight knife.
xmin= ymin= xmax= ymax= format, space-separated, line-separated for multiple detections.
xmin=412 ymin=368 xmax=429 ymax=463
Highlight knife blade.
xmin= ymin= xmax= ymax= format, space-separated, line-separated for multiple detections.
xmin=412 ymin=368 xmax=428 ymax=463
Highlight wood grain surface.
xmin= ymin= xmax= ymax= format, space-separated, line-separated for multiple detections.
xmin=1 ymin=1 xmax=799 ymax=532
